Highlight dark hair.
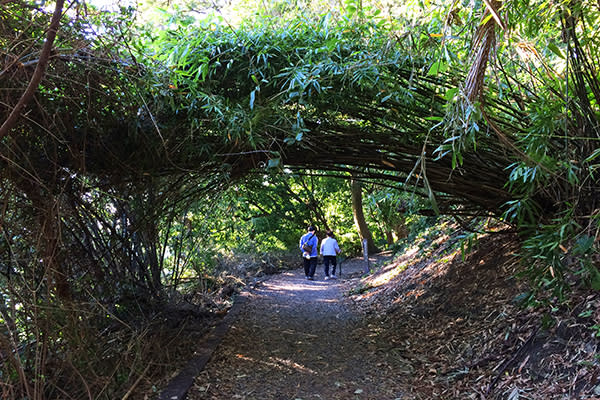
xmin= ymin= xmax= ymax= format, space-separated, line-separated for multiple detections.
xmin=326 ymin=229 xmax=334 ymax=237
xmin=307 ymin=225 xmax=316 ymax=232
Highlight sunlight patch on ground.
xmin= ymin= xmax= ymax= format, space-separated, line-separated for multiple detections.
xmin=269 ymin=357 xmax=317 ymax=374
xmin=265 ymin=281 xmax=332 ymax=292
xmin=354 ymin=291 xmax=377 ymax=301
xmin=393 ymin=288 xmax=426 ymax=303
xmin=369 ymin=247 xmax=418 ymax=287
xmin=234 ymin=354 xmax=317 ymax=374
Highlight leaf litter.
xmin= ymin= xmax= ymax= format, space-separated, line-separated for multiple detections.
xmin=182 ymin=232 xmax=599 ymax=399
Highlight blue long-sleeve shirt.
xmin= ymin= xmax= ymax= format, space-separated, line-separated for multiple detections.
xmin=299 ymin=232 xmax=318 ymax=258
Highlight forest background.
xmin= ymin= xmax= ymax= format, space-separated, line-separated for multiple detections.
xmin=1 ymin=0 xmax=599 ymax=398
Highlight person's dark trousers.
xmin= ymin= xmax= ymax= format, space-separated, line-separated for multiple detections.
xmin=303 ymin=257 xmax=317 ymax=278
xmin=303 ymin=257 xmax=310 ymax=277
xmin=323 ymin=255 xmax=337 ymax=276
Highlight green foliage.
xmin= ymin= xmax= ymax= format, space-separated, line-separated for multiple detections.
xmin=458 ymin=231 xmax=478 ymax=261
xmin=186 ymin=172 xmax=427 ymax=259
xmin=202 ymin=171 xmax=358 ymax=254
xmin=3 ymin=0 xmax=600 ymax=395
xmin=364 ymin=186 xmax=434 ymax=249
xmin=136 ymin=7 xmax=444 ymax=157
xmin=572 ymin=234 xmax=600 ymax=291
xmin=365 ymin=189 xmax=408 ymax=232
xmin=425 ymin=0 xmax=600 ymax=301
xmin=519 ymin=210 xmax=600 ymax=305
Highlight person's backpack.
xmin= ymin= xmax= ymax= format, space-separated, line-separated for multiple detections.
xmin=302 ymin=233 xmax=315 ymax=252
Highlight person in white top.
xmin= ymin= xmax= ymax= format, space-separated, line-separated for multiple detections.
xmin=320 ymin=229 xmax=341 ymax=280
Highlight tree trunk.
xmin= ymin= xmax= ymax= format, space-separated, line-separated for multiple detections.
xmin=350 ymin=177 xmax=379 ymax=254
xmin=385 ymin=230 xmax=394 ymax=245
xmin=19 ymin=178 xmax=71 ymax=302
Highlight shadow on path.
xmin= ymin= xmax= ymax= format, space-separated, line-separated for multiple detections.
xmin=183 ymin=256 xmax=410 ymax=400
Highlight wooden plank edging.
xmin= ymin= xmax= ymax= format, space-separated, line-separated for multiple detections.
xmin=157 ymin=291 xmax=250 ymax=400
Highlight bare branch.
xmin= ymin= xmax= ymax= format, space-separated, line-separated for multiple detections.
xmin=0 ymin=0 xmax=65 ymax=139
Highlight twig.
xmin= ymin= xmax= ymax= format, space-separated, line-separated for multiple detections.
xmin=486 ymin=326 xmax=539 ymax=395
xmin=120 ymin=363 xmax=151 ymax=400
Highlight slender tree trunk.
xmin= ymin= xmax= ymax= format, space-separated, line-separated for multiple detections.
xmin=19 ymin=177 xmax=71 ymax=302
xmin=350 ymin=176 xmax=379 ymax=254
xmin=0 ymin=0 xmax=64 ymax=138
xmin=385 ymin=230 xmax=394 ymax=245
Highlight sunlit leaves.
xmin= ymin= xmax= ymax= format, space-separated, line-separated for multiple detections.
xmin=427 ymin=60 xmax=448 ymax=76
xmin=138 ymin=9 xmax=444 ymax=152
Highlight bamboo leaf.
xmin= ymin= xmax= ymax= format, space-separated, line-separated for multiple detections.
xmin=422 ymin=171 xmax=440 ymax=215
xmin=584 ymin=148 xmax=600 ymax=163
xmin=546 ymin=42 xmax=565 ymax=59
xmin=380 ymin=93 xmax=393 ymax=103
xmin=427 ymin=60 xmax=448 ymax=76
xmin=444 ymin=87 xmax=458 ymax=101
xmin=573 ymin=235 xmax=594 ymax=255
xmin=480 ymin=13 xmax=493 ymax=27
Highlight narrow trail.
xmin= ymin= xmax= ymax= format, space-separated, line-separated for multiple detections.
xmin=186 ymin=257 xmax=412 ymax=400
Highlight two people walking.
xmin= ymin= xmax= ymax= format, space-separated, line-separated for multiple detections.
xmin=299 ymin=226 xmax=341 ymax=281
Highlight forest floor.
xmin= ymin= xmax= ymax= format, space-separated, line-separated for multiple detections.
xmin=185 ymin=252 xmax=409 ymax=400
xmin=164 ymin=231 xmax=600 ymax=400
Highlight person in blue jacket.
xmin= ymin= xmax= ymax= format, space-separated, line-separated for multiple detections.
xmin=299 ymin=225 xmax=318 ymax=280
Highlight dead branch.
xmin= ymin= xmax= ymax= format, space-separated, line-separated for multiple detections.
xmin=485 ymin=326 xmax=540 ymax=395
xmin=0 ymin=0 xmax=65 ymax=139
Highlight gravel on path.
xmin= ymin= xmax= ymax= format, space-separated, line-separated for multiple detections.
xmin=186 ymin=256 xmax=412 ymax=400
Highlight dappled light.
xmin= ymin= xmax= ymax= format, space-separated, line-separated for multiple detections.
xmin=369 ymin=247 xmax=419 ymax=287
xmin=1 ymin=0 xmax=599 ymax=398
xmin=255 ymin=272 xmax=353 ymax=304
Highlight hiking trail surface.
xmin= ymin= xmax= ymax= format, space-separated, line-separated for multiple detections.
xmin=186 ymin=254 xmax=410 ymax=400
xmin=176 ymin=233 xmax=599 ymax=400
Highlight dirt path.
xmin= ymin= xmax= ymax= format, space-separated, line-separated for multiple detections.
xmin=186 ymin=256 xmax=412 ymax=400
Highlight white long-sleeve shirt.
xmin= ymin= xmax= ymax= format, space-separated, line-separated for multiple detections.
xmin=320 ymin=237 xmax=340 ymax=256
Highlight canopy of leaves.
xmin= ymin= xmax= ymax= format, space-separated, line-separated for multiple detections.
xmin=1 ymin=0 xmax=600 ymax=397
